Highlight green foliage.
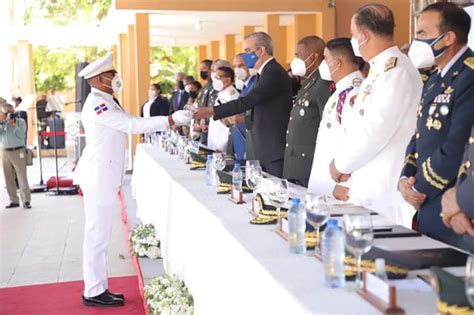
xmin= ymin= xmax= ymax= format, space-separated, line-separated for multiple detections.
xmin=150 ymin=47 xmax=197 ymax=97
xmin=24 ymin=0 xmax=111 ymax=26
xmin=33 ymin=46 xmax=109 ymax=92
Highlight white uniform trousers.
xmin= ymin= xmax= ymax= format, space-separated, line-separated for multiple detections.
xmin=82 ymin=184 xmax=120 ymax=297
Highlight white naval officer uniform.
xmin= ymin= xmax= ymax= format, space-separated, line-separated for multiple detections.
xmin=308 ymin=71 xmax=364 ymax=197
xmin=207 ymin=85 xmax=240 ymax=152
xmin=333 ymin=46 xmax=423 ymax=226
xmin=74 ymin=54 xmax=183 ymax=298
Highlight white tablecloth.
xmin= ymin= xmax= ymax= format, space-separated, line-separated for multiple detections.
xmin=131 ymin=144 xmax=446 ymax=315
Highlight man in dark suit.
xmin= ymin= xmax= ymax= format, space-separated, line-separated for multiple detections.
xmin=194 ymin=32 xmax=293 ymax=177
xmin=400 ymin=2 xmax=474 ymax=251
xmin=283 ymin=36 xmax=332 ymax=187
xmin=169 ymin=72 xmax=189 ymax=113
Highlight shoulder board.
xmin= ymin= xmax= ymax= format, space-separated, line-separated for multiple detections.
xmin=229 ymin=89 xmax=236 ymax=96
xmin=463 ymin=57 xmax=474 ymax=70
xmin=384 ymin=57 xmax=398 ymax=72
xmin=420 ymin=74 xmax=429 ymax=82
xmin=93 ymin=92 xmax=103 ymax=97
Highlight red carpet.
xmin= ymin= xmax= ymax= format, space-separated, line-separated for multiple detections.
xmin=0 ymin=276 xmax=145 ymax=315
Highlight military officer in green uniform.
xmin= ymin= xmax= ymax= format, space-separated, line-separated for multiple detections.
xmin=283 ymin=36 xmax=332 ymax=187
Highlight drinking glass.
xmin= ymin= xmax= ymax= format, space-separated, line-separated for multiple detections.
xmin=466 ymin=254 xmax=474 ymax=307
xmin=246 ymin=165 xmax=263 ymax=204
xmin=267 ymin=178 xmax=290 ymax=225
xmin=343 ymin=213 xmax=374 ymax=288
xmin=304 ymin=195 xmax=330 ymax=255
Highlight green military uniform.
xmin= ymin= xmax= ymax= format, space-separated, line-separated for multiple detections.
xmin=195 ymin=80 xmax=213 ymax=144
xmin=283 ymin=69 xmax=332 ymax=187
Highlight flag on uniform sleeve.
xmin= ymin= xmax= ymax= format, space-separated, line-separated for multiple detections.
xmin=94 ymin=103 xmax=109 ymax=115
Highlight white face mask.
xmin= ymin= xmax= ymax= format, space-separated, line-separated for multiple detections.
xmin=212 ymin=79 xmax=224 ymax=92
xmin=234 ymin=67 xmax=248 ymax=81
xmin=290 ymin=57 xmax=306 ymax=77
xmin=408 ymin=40 xmax=435 ymax=69
xmin=148 ymin=90 xmax=158 ymax=99
xmin=235 ymin=79 xmax=245 ymax=91
xmin=111 ymin=74 xmax=123 ymax=93
xmin=319 ymin=60 xmax=333 ymax=81
xmin=351 ymin=35 xmax=367 ymax=58
xmin=184 ymin=85 xmax=191 ymax=93
xmin=211 ymin=72 xmax=218 ymax=81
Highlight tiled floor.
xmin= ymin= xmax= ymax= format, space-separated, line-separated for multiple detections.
xmin=0 ymin=156 xmax=135 ymax=288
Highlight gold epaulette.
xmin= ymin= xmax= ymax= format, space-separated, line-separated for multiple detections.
xmin=420 ymin=74 xmax=429 ymax=82
xmin=384 ymin=57 xmax=398 ymax=72
xmin=464 ymin=57 xmax=474 ymax=70
xmin=422 ymin=157 xmax=448 ymax=190
xmin=437 ymin=301 xmax=474 ymax=315
xmin=469 ymin=136 xmax=474 ymax=144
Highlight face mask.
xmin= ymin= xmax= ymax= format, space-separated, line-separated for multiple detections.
xmin=148 ymin=90 xmax=158 ymax=99
xmin=351 ymin=34 xmax=368 ymax=58
xmin=104 ymin=74 xmax=123 ymax=93
xmin=211 ymin=72 xmax=218 ymax=81
xmin=290 ymin=58 xmax=306 ymax=77
xmin=242 ymin=48 xmax=260 ymax=69
xmin=235 ymin=79 xmax=245 ymax=91
xmin=177 ymin=80 xmax=185 ymax=90
xmin=318 ymin=60 xmax=334 ymax=81
xmin=200 ymin=70 xmax=209 ymax=80
xmin=189 ymin=91 xmax=198 ymax=99
xmin=408 ymin=33 xmax=448 ymax=69
xmin=234 ymin=67 xmax=248 ymax=81
xmin=212 ymin=79 xmax=224 ymax=91
xmin=184 ymin=85 xmax=191 ymax=93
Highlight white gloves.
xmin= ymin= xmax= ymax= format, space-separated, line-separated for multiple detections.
xmin=172 ymin=110 xmax=193 ymax=126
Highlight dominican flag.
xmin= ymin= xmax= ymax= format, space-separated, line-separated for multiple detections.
xmin=94 ymin=103 xmax=109 ymax=115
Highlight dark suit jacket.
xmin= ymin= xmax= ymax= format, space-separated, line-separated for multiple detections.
xmin=140 ymin=96 xmax=170 ymax=117
xmin=456 ymin=125 xmax=473 ymax=219
xmin=401 ymin=49 xmax=474 ymax=252
xmin=16 ymin=110 xmax=28 ymax=139
xmin=169 ymin=90 xmax=189 ymax=113
xmin=213 ymin=58 xmax=293 ymax=177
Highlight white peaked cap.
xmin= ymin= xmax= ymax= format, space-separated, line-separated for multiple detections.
xmin=78 ymin=53 xmax=115 ymax=79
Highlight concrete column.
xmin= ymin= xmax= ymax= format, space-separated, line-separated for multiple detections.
xmin=264 ymin=15 xmax=286 ymax=65
xmin=223 ymin=34 xmax=236 ymax=62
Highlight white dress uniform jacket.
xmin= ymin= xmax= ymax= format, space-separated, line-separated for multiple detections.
xmin=308 ymin=71 xmax=364 ymax=197
xmin=334 ymin=47 xmax=423 ymax=225
xmin=76 ymin=88 xmax=170 ymax=297
xmin=207 ymin=85 xmax=240 ymax=152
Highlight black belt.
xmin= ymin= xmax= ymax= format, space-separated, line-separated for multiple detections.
xmin=3 ymin=146 xmax=25 ymax=151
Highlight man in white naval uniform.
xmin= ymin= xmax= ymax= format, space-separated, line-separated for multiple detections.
xmin=329 ymin=4 xmax=423 ymax=225
xmin=75 ymin=54 xmax=192 ymax=307
xmin=207 ymin=66 xmax=240 ymax=152
xmin=308 ymin=38 xmax=364 ymax=201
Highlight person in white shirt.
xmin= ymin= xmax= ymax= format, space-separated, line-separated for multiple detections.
xmin=329 ymin=4 xmax=423 ymax=225
xmin=308 ymin=38 xmax=364 ymax=201
xmin=75 ymin=53 xmax=191 ymax=307
xmin=207 ymin=66 xmax=240 ymax=152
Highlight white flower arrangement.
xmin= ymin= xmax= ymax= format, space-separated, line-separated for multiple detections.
xmin=130 ymin=223 xmax=161 ymax=259
xmin=145 ymin=274 xmax=194 ymax=315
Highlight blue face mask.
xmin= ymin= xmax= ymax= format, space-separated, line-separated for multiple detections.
xmin=417 ymin=33 xmax=448 ymax=59
xmin=242 ymin=49 xmax=260 ymax=69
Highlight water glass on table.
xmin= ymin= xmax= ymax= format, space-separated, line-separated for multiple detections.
xmin=245 ymin=161 xmax=263 ymax=204
xmin=466 ymin=254 xmax=474 ymax=307
xmin=343 ymin=213 xmax=374 ymax=288
xmin=304 ymin=195 xmax=329 ymax=255
xmin=267 ymin=178 xmax=290 ymax=226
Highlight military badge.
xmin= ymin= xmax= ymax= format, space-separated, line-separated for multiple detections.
xmin=433 ymin=94 xmax=451 ymax=103
xmin=433 ymin=119 xmax=442 ymax=130
xmin=429 ymin=105 xmax=436 ymax=115
xmin=384 ymin=57 xmax=398 ymax=72
xmin=444 ymin=86 xmax=454 ymax=94
xmin=440 ymin=105 xmax=449 ymax=116
xmin=352 ymin=77 xmax=362 ymax=87
xmin=304 ymin=100 xmax=310 ymax=107
xmin=349 ymin=95 xmax=357 ymax=107
xmin=299 ymin=109 xmax=305 ymax=116
xmin=359 ymin=109 xmax=365 ymax=116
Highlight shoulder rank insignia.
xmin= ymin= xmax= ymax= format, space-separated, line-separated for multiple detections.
xmin=420 ymin=74 xmax=429 ymax=82
xmin=93 ymin=92 xmax=102 ymax=97
xmin=384 ymin=57 xmax=398 ymax=72
xmin=463 ymin=57 xmax=474 ymax=70
xmin=94 ymin=103 xmax=108 ymax=115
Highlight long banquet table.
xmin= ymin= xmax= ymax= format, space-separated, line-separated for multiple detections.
xmin=131 ymin=143 xmax=460 ymax=315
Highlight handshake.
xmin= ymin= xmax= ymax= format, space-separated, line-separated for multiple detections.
xmin=171 ymin=107 xmax=215 ymax=126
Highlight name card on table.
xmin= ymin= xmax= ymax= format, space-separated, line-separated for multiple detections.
xmin=275 ymin=218 xmax=289 ymax=241
xmin=229 ymin=189 xmax=245 ymax=204
xmin=357 ymin=271 xmax=405 ymax=315
xmin=248 ymin=196 xmax=262 ymax=217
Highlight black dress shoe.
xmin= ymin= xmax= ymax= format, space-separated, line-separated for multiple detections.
xmin=23 ymin=202 xmax=31 ymax=209
xmin=5 ymin=203 xmax=20 ymax=209
xmin=105 ymin=289 xmax=124 ymax=300
xmin=82 ymin=291 xmax=125 ymax=307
